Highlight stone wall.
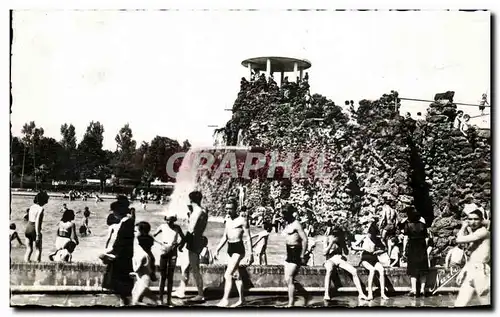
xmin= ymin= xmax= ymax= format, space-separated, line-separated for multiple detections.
xmin=11 ymin=262 xmax=458 ymax=293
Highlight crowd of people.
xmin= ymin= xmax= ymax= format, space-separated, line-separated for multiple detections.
xmin=10 ymin=190 xmax=490 ymax=307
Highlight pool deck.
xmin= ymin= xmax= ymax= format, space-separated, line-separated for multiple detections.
xmin=10 ymin=293 xmax=489 ymax=308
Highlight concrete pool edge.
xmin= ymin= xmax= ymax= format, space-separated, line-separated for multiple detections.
xmin=11 ymin=262 xmax=461 ymax=293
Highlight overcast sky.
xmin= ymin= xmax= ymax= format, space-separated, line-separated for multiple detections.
xmin=11 ymin=10 xmax=490 ymax=150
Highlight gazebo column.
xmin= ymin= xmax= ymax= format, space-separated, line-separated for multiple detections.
xmin=280 ymin=72 xmax=284 ymax=87
xmin=266 ymin=58 xmax=271 ymax=79
xmin=299 ymin=70 xmax=303 ymax=81
xmin=248 ymin=63 xmax=252 ymax=80
xmin=294 ymin=62 xmax=298 ymax=82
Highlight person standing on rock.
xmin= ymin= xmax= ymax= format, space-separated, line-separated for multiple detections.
xmin=214 ymin=198 xmax=254 ymax=307
xmin=183 ymin=191 xmax=208 ymax=303
xmin=101 ymin=195 xmax=135 ymax=306
xmin=282 ymin=204 xmax=310 ymax=307
xmin=454 ymin=208 xmax=490 ymax=307
xmin=24 ymin=191 xmax=49 ymax=262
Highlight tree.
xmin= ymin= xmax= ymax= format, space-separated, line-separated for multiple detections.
xmin=115 ymin=123 xmax=136 ymax=155
xmin=20 ymin=121 xmax=44 ymax=188
xmin=36 ymin=137 xmax=64 ymax=182
xmin=59 ymin=123 xmax=78 ymax=181
xmin=11 ymin=136 xmax=26 ymax=178
xmin=60 ymin=123 xmax=77 ymax=151
xmin=113 ymin=124 xmax=140 ymax=179
xmin=144 ymin=136 xmax=181 ymax=182
xmin=76 ymin=121 xmax=106 ymax=180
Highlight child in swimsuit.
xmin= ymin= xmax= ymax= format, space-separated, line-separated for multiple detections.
xmin=136 ymin=221 xmax=158 ymax=282
xmin=78 ymin=207 xmax=91 ymax=236
xmin=153 ymin=215 xmax=185 ymax=305
xmin=55 ymin=240 xmax=77 ymax=262
xmin=251 ymin=222 xmax=272 ymax=265
xmin=445 ymin=245 xmax=467 ymax=270
xmin=99 ymin=213 xmax=121 ymax=263
xmin=130 ymin=222 xmax=158 ymax=306
xmin=199 ymin=236 xmax=213 ymax=265
xmin=10 ymin=223 xmax=24 ymax=247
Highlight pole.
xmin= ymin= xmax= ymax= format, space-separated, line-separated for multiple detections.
xmin=20 ymin=147 xmax=26 ymax=189
xmin=400 ymin=97 xmax=491 ymax=108
xmin=32 ymin=142 xmax=37 ymax=191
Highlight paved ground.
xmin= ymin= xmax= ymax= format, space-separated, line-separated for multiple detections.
xmin=10 ymin=293 xmax=488 ymax=308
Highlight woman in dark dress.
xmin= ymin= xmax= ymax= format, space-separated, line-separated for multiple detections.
xmin=101 ymin=195 xmax=135 ymax=305
xmin=402 ymin=206 xmax=429 ymax=296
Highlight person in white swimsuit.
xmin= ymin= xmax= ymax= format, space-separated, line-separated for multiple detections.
xmin=24 ymin=192 xmax=49 ymax=262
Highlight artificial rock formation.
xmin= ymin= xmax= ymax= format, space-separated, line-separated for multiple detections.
xmin=409 ymin=102 xmax=491 ymax=261
xmin=202 ymin=76 xmax=490 ymax=261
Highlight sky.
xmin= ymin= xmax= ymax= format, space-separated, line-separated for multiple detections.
xmin=11 ymin=10 xmax=490 ymax=150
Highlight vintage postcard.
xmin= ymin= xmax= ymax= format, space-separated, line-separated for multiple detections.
xmin=9 ymin=9 xmax=491 ymax=308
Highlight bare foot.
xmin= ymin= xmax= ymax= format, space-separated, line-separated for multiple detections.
xmin=217 ymin=299 xmax=229 ymax=307
xmin=172 ymin=290 xmax=186 ymax=299
xmin=381 ymin=294 xmax=389 ymax=300
xmin=188 ymin=295 xmax=205 ymax=303
xmin=231 ymin=300 xmax=245 ymax=307
xmin=358 ymin=294 xmax=368 ymax=300
xmin=323 ymin=295 xmax=331 ymax=301
xmin=303 ymin=294 xmax=311 ymax=306
xmin=366 ymin=294 xmax=374 ymax=301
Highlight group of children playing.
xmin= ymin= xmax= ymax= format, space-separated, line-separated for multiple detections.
xmin=99 ymin=214 xmax=211 ymax=306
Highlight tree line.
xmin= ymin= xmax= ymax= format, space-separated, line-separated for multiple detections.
xmin=10 ymin=121 xmax=191 ymax=187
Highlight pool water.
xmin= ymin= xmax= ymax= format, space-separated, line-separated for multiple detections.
xmin=10 ymin=195 xmax=356 ymax=265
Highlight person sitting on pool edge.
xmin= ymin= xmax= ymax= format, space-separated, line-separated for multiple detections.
xmin=323 ymin=220 xmax=368 ymax=301
xmin=352 ymin=222 xmax=389 ymax=300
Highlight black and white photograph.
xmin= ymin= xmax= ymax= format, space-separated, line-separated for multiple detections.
xmin=8 ymin=7 xmax=492 ymax=309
